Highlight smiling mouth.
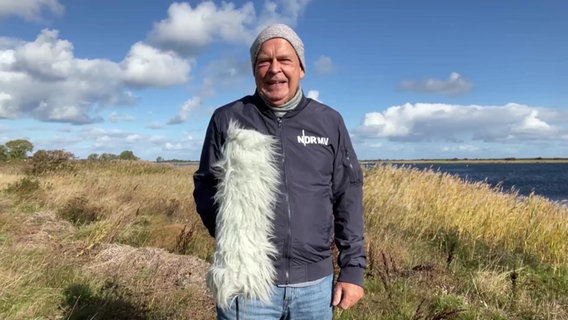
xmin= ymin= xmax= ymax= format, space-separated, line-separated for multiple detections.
xmin=266 ymin=80 xmax=286 ymax=85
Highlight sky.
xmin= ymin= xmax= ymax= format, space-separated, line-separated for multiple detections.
xmin=1 ymin=0 xmax=567 ymax=161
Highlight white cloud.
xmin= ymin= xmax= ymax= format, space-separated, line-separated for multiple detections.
xmin=256 ymin=0 xmax=310 ymax=29
xmin=0 ymin=37 xmax=23 ymax=51
xmin=516 ymin=110 xmax=551 ymax=132
xmin=122 ymin=42 xmax=191 ymax=87
xmin=0 ymin=29 xmax=196 ymax=124
xmin=276 ymin=0 xmax=311 ymax=21
xmin=441 ymin=145 xmax=480 ymax=152
xmin=108 ymin=112 xmax=135 ymax=123
xmin=168 ymin=97 xmax=202 ymax=125
xmin=35 ymin=101 xmax=94 ymax=123
xmin=0 ymin=0 xmax=63 ymax=21
xmin=400 ymin=72 xmax=472 ymax=95
xmin=147 ymin=122 xmax=165 ymax=130
xmin=357 ymin=102 xmax=567 ymax=143
xmin=148 ymin=0 xmax=312 ymax=56
xmin=78 ymin=127 xmax=144 ymax=150
xmin=0 ymin=92 xmax=17 ymax=118
xmin=0 ymin=0 xmax=314 ymax=126
xmin=13 ymin=29 xmax=74 ymax=80
xmin=126 ymin=134 xmax=142 ymax=143
xmin=0 ymin=29 xmax=133 ymax=124
xmin=148 ymin=1 xmax=256 ymax=55
xmin=165 ymin=142 xmax=184 ymax=150
xmin=306 ymin=90 xmax=320 ymax=101
xmin=313 ymin=55 xmax=336 ymax=75
xmin=149 ymin=135 xmax=167 ymax=143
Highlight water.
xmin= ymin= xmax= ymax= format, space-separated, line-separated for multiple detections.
xmin=392 ymin=163 xmax=568 ymax=206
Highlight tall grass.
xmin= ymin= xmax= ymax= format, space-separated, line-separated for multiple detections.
xmin=350 ymin=164 xmax=568 ymax=319
xmin=1 ymin=160 xmax=567 ymax=319
xmin=31 ymin=161 xmax=212 ymax=258
xmin=364 ymin=164 xmax=567 ymax=267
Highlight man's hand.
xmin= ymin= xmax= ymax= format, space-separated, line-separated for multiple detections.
xmin=332 ymin=281 xmax=364 ymax=310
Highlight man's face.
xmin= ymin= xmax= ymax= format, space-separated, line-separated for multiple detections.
xmin=254 ymin=38 xmax=305 ymax=106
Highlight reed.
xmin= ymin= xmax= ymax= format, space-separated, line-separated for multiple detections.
xmin=364 ymin=164 xmax=567 ymax=267
xmin=349 ymin=164 xmax=568 ymax=319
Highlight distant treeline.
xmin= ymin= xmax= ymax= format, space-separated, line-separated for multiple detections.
xmin=155 ymin=157 xmax=199 ymax=165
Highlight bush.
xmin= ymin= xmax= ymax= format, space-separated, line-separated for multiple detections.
xmin=28 ymin=150 xmax=75 ymax=175
xmin=0 ymin=145 xmax=8 ymax=161
xmin=119 ymin=150 xmax=139 ymax=161
xmin=4 ymin=177 xmax=40 ymax=199
xmin=57 ymin=196 xmax=100 ymax=226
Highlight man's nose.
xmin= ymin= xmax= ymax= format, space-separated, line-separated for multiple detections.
xmin=268 ymin=59 xmax=281 ymax=73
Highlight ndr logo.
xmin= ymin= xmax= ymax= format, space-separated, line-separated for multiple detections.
xmin=297 ymin=130 xmax=329 ymax=146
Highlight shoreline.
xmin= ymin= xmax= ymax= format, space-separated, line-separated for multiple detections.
xmin=369 ymin=158 xmax=568 ymax=164
xmin=158 ymin=158 xmax=568 ymax=166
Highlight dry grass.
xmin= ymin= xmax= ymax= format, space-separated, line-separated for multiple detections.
xmin=32 ymin=161 xmax=214 ymax=259
xmin=346 ymin=164 xmax=568 ymax=319
xmin=0 ymin=161 xmax=215 ymax=319
xmin=364 ymin=164 xmax=568 ymax=267
xmin=1 ymin=160 xmax=567 ymax=319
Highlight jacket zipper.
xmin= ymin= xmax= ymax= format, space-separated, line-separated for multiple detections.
xmin=277 ymin=117 xmax=292 ymax=284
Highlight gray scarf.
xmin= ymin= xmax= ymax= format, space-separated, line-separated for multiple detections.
xmin=262 ymin=88 xmax=303 ymax=118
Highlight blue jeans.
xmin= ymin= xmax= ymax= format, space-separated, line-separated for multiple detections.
xmin=216 ymin=274 xmax=334 ymax=320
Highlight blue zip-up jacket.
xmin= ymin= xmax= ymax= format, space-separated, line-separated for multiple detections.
xmin=193 ymin=92 xmax=366 ymax=287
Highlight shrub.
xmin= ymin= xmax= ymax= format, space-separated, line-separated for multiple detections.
xmin=0 ymin=145 xmax=8 ymax=161
xmin=4 ymin=176 xmax=40 ymax=201
xmin=57 ymin=196 xmax=100 ymax=226
xmin=119 ymin=150 xmax=139 ymax=161
xmin=28 ymin=149 xmax=75 ymax=175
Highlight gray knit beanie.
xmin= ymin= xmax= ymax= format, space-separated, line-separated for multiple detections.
xmin=250 ymin=24 xmax=305 ymax=72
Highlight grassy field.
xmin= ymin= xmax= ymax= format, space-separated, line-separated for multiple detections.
xmin=0 ymin=160 xmax=566 ymax=319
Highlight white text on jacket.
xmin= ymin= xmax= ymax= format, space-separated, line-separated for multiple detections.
xmin=297 ymin=130 xmax=329 ymax=146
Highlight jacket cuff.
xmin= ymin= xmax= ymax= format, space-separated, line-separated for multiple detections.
xmin=337 ymin=266 xmax=365 ymax=287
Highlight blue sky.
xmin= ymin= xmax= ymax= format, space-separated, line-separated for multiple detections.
xmin=1 ymin=0 xmax=567 ymax=161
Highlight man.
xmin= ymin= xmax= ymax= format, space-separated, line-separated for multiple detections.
xmin=193 ymin=23 xmax=365 ymax=319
